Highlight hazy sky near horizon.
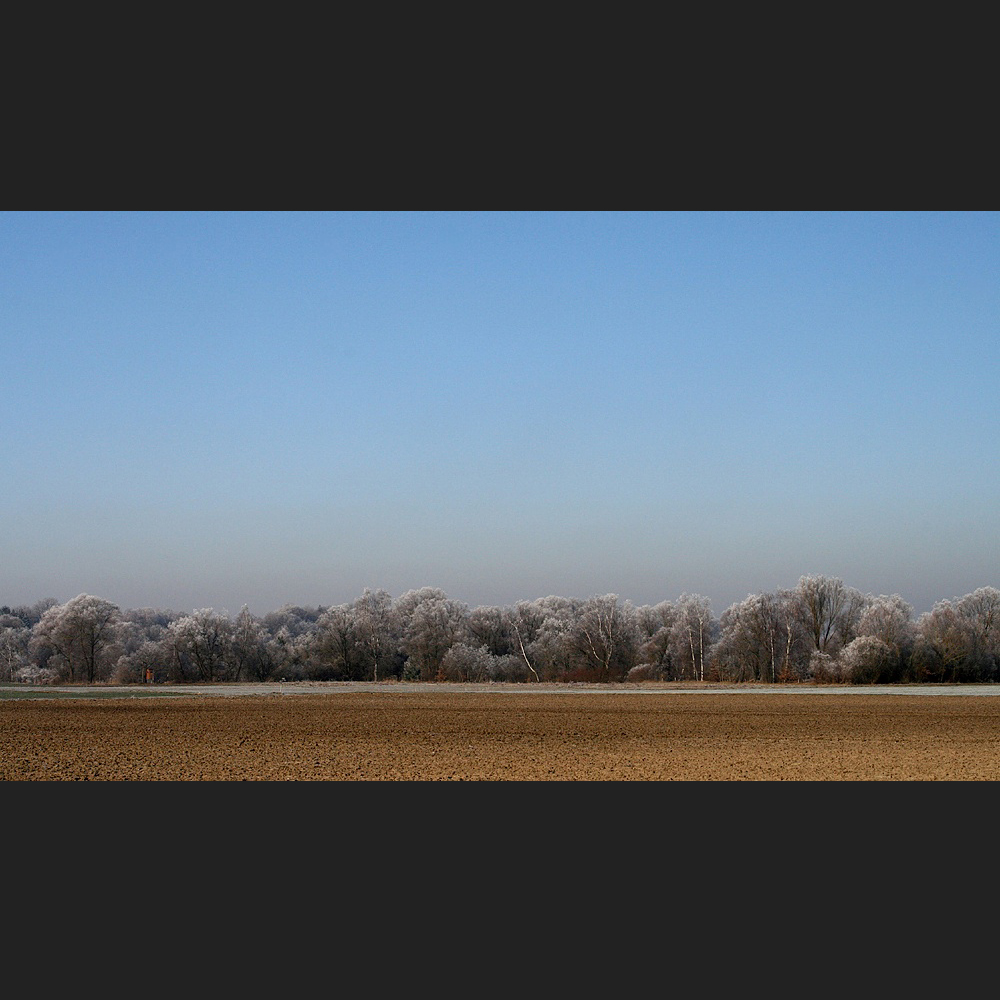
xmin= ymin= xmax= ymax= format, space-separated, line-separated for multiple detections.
xmin=2 ymin=211 xmax=997 ymax=617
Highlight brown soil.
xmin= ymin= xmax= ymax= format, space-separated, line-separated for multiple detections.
xmin=4 ymin=691 xmax=1000 ymax=780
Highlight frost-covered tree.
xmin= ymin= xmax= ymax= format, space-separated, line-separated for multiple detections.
xmin=111 ymin=607 xmax=178 ymax=680
xmin=912 ymin=588 xmax=1000 ymax=682
xmin=228 ymin=605 xmax=275 ymax=681
xmin=167 ymin=609 xmax=233 ymax=682
xmin=262 ymin=604 xmax=325 ymax=641
xmin=30 ymin=594 xmax=121 ymax=683
xmin=396 ymin=588 xmax=469 ymax=680
xmin=0 ymin=622 xmax=30 ymax=681
xmin=956 ymin=587 xmax=1000 ymax=676
xmin=840 ymin=635 xmax=899 ymax=684
xmin=5 ymin=598 xmax=58 ymax=629
xmin=851 ymin=594 xmax=914 ymax=679
xmin=265 ymin=624 xmax=304 ymax=680
xmin=112 ymin=639 xmax=168 ymax=684
xmin=912 ymin=605 xmax=960 ymax=681
xmin=714 ymin=590 xmax=806 ymax=683
xmin=564 ymin=594 xmax=639 ymax=682
xmin=256 ymin=604 xmax=324 ymax=680
xmin=466 ymin=605 xmax=513 ymax=657
xmin=807 ymin=650 xmax=849 ymax=683
xmin=439 ymin=643 xmax=493 ymax=682
xmin=439 ymin=642 xmax=529 ymax=683
xmin=306 ymin=603 xmax=361 ymax=680
xmin=502 ymin=601 xmax=548 ymax=682
xmin=856 ymin=595 xmax=914 ymax=651
xmin=670 ymin=594 xmax=717 ymax=682
xmin=795 ymin=575 xmax=866 ymax=656
xmin=519 ymin=596 xmax=583 ymax=680
xmin=352 ymin=588 xmax=399 ymax=682
xmin=464 ymin=602 xmax=547 ymax=681
xmin=633 ymin=601 xmax=677 ymax=679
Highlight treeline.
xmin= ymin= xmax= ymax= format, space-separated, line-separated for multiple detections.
xmin=1 ymin=576 xmax=998 ymax=686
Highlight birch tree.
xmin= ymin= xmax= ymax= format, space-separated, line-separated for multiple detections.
xmin=565 ymin=594 xmax=639 ymax=682
xmin=670 ymin=594 xmax=716 ymax=682
xmin=510 ymin=596 xmax=581 ymax=681
xmin=502 ymin=603 xmax=539 ymax=682
xmin=716 ymin=590 xmax=807 ymax=682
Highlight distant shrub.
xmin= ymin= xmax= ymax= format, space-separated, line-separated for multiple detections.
xmin=15 ymin=664 xmax=59 ymax=685
xmin=111 ymin=641 xmax=166 ymax=684
xmin=486 ymin=654 xmax=532 ymax=683
xmin=626 ymin=664 xmax=658 ymax=682
xmin=440 ymin=643 xmax=492 ymax=682
xmin=807 ymin=651 xmax=849 ymax=684
xmin=559 ymin=665 xmax=609 ymax=683
xmin=841 ymin=635 xmax=899 ymax=684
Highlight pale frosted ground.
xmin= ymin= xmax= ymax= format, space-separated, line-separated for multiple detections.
xmin=3 ymin=681 xmax=999 ymax=699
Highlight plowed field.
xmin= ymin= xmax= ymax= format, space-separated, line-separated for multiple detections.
xmin=4 ymin=689 xmax=1000 ymax=780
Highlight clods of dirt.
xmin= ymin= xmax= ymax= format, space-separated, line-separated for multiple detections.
xmin=4 ymin=692 xmax=1000 ymax=780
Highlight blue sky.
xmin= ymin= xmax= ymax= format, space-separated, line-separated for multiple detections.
xmin=2 ymin=211 xmax=997 ymax=617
